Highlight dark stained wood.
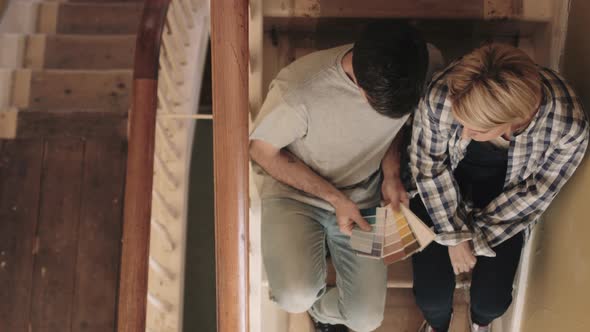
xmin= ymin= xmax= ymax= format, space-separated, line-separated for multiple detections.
xmin=133 ymin=0 xmax=170 ymax=80
xmin=117 ymin=79 xmax=158 ymax=332
xmin=117 ymin=0 xmax=170 ymax=330
xmin=0 ymin=140 xmax=44 ymax=331
xmin=211 ymin=0 xmax=250 ymax=332
xmin=43 ymin=35 xmax=136 ymax=70
xmin=30 ymin=138 xmax=85 ymax=331
xmin=56 ymin=3 xmax=143 ymax=35
xmin=72 ymin=140 xmax=126 ymax=332
xmin=16 ymin=111 xmax=127 ymax=139
xmin=27 ymin=70 xmax=132 ymax=114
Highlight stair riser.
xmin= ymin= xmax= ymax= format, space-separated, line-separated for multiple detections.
xmin=25 ymin=35 xmax=136 ymax=70
xmin=13 ymin=70 xmax=132 ymax=113
xmin=38 ymin=3 xmax=143 ymax=34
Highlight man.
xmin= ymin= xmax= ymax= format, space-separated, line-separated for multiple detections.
xmin=249 ymin=22 xmax=441 ymax=332
xmin=410 ymin=43 xmax=589 ymax=332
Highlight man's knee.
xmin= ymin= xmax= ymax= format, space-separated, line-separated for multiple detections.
xmin=270 ymin=282 xmax=324 ymax=313
xmin=344 ymin=307 xmax=384 ymax=332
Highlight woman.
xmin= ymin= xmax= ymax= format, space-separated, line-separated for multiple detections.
xmin=409 ymin=43 xmax=588 ymax=332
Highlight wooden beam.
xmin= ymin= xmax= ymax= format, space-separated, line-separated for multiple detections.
xmin=264 ymin=0 xmax=530 ymax=19
xmin=211 ymin=1 xmax=249 ymax=332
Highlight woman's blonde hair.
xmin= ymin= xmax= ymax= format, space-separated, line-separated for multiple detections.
xmin=447 ymin=43 xmax=542 ymax=130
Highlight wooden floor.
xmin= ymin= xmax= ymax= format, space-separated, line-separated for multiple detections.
xmin=0 ymin=138 xmax=126 ymax=332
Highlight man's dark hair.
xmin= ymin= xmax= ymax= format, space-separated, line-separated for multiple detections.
xmin=353 ymin=21 xmax=429 ymax=118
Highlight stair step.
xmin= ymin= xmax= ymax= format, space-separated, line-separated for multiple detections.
xmin=25 ymin=34 xmax=136 ymax=70
xmin=371 ymin=288 xmax=471 ymax=332
xmin=327 ymin=258 xmax=471 ymax=289
xmin=38 ymin=2 xmax=143 ymax=34
xmin=12 ymin=69 xmax=132 ymax=113
xmin=0 ymin=109 xmax=127 ymax=139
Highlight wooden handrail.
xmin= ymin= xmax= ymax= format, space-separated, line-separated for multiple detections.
xmin=117 ymin=0 xmax=170 ymax=331
xmin=119 ymin=0 xmax=250 ymax=331
xmin=211 ymin=1 xmax=250 ymax=332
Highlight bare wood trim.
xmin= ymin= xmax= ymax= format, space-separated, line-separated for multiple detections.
xmin=117 ymin=0 xmax=169 ymax=330
xmin=37 ymin=2 xmax=59 ymax=34
xmin=211 ymin=0 xmax=250 ymax=332
xmin=484 ymin=0 xmax=523 ymax=19
xmin=264 ymin=0 xmax=484 ymax=19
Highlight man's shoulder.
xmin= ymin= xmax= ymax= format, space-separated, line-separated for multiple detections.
xmin=275 ymin=44 xmax=350 ymax=86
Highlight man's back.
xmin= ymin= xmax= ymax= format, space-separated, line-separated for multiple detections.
xmin=251 ymin=44 xmax=411 ymax=210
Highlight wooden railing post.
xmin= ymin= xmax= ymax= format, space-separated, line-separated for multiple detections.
xmin=211 ymin=0 xmax=250 ymax=331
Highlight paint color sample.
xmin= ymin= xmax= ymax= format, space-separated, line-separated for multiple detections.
xmin=350 ymin=204 xmax=436 ymax=264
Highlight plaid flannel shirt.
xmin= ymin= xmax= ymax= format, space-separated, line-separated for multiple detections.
xmin=410 ymin=66 xmax=589 ymax=257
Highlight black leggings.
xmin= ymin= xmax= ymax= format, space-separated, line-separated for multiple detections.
xmin=411 ymin=140 xmax=524 ymax=331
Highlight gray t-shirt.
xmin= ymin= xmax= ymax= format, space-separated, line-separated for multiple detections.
xmin=251 ymin=44 xmax=443 ymax=211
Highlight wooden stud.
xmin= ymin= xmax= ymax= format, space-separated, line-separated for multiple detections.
xmin=24 ymin=34 xmax=46 ymax=69
xmin=0 ymin=110 xmax=18 ymax=139
xmin=11 ymin=69 xmax=31 ymax=109
xmin=484 ymin=0 xmax=523 ymax=19
xmin=37 ymin=2 xmax=59 ymax=34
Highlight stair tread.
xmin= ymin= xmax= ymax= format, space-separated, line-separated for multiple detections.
xmin=327 ymin=257 xmax=471 ymax=289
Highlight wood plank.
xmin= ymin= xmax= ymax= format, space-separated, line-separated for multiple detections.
xmin=484 ymin=0 xmax=523 ymax=19
xmin=211 ymin=0 xmax=250 ymax=332
xmin=71 ymin=140 xmax=126 ymax=332
xmin=0 ymin=140 xmax=44 ymax=331
xmin=15 ymin=111 xmax=127 ymax=139
xmin=55 ymin=3 xmax=143 ymax=35
xmin=26 ymin=70 xmax=132 ymax=113
xmin=30 ymin=138 xmax=85 ymax=331
xmin=31 ymin=35 xmax=136 ymax=70
xmin=264 ymin=0 xmax=484 ymax=18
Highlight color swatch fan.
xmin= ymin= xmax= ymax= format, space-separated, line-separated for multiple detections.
xmin=350 ymin=204 xmax=435 ymax=264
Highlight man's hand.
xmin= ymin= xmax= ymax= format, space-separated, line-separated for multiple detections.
xmin=448 ymin=241 xmax=477 ymax=275
xmin=332 ymin=196 xmax=371 ymax=236
xmin=381 ymin=176 xmax=409 ymax=211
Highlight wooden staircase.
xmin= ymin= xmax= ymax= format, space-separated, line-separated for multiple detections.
xmin=0 ymin=0 xmax=141 ymax=330
xmin=0 ymin=0 xmax=142 ymax=139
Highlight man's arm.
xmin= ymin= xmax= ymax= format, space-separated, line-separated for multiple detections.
xmin=249 ymin=139 xmax=371 ymax=235
xmin=381 ymin=129 xmax=409 ymax=210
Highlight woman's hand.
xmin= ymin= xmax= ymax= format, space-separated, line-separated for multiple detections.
xmin=448 ymin=241 xmax=477 ymax=275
